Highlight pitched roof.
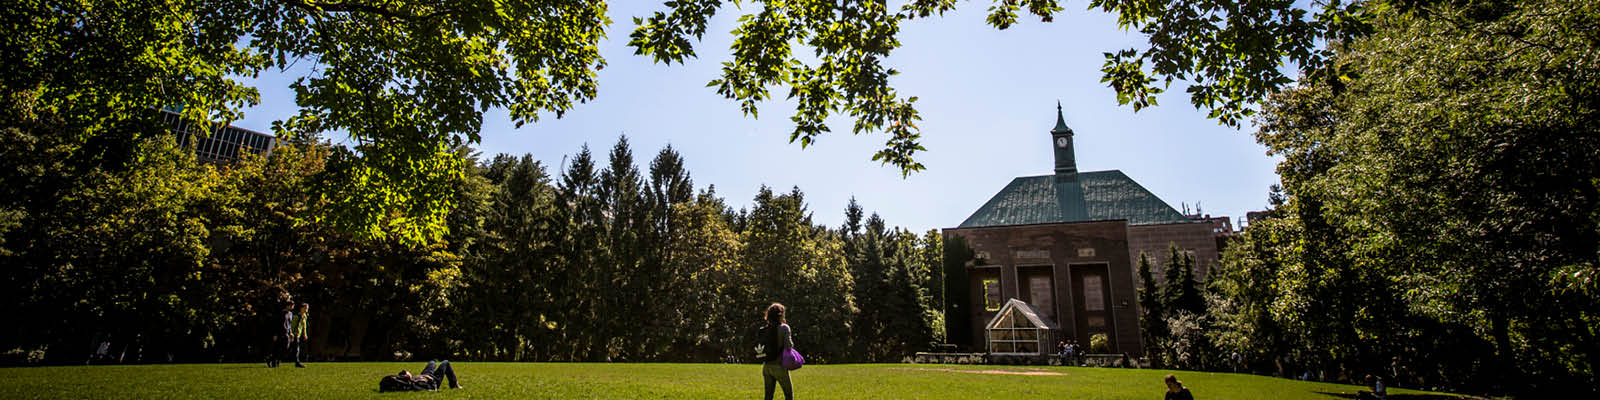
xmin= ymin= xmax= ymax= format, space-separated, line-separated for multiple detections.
xmin=986 ymin=298 xmax=1058 ymax=330
xmin=957 ymin=170 xmax=1192 ymax=228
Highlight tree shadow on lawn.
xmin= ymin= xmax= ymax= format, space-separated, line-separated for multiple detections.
xmin=1313 ymin=391 xmax=1477 ymax=400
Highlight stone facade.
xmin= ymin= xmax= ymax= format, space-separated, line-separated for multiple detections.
xmin=945 ymin=220 xmax=1143 ymax=356
xmin=1128 ymin=222 xmax=1219 ymax=282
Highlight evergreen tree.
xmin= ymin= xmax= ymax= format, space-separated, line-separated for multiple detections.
xmin=597 ymin=136 xmax=649 ymax=360
xmin=452 ymin=154 xmax=559 ymax=360
xmin=640 ymin=145 xmax=695 ymax=360
xmin=1161 ymin=243 xmax=1186 ymax=312
xmin=851 ymin=213 xmax=891 ymax=359
xmin=918 ymin=230 xmax=946 ymax=343
xmin=554 ymin=145 xmax=603 ymax=360
xmin=1136 ymin=252 xmax=1167 ymax=364
xmin=1174 ymin=252 xmax=1206 ymax=316
xmin=941 ymin=235 xmax=975 ymax=348
xmin=843 ymin=197 xmax=864 ymax=236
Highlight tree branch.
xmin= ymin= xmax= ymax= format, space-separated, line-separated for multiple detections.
xmin=280 ymin=0 xmax=453 ymax=22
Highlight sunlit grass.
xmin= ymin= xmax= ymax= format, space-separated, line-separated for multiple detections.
xmin=0 ymin=362 xmax=1474 ymax=399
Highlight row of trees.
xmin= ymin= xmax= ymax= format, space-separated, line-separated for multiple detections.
xmin=443 ymin=136 xmax=946 ymax=363
xmin=0 ymin=116 xmax=948 ymax=364
xmin=1132 ymin=0 xmax=1599 ymax=396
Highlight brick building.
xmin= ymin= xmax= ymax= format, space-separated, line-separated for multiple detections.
xmin=943 ymin=105 xmax=1219 ymax=356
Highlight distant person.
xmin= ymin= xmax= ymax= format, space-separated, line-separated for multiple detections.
xmin=291 ymin=302 xmax=310 ymax=367
xmin=755 ymin=303 xmax=795 ymax=400
xmin=378 ymin=360 xmax=463 ymax=392
xmin=87 ymin=331 xmax=110 ymax=364
xmin=1065 ymin=341 xmax=1077 ymax=366
xmin=269 ymin=301 xmax=293 ymax=368
xmin=1056 ymin=341 xmax=1068 ymax=365
xmin=1390 ymin=356 xmax=1405 ymax=388
xmin=1359 ymin=374 xmax=1387 ymax=400
xmin=1164 ymin=374 xmax=1194 ymax=400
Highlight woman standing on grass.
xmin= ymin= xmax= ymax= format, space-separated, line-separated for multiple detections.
xmin=758 ymin=303 xmax=795 ymax=400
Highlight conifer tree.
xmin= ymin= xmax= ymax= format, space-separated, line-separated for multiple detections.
xmin=1161 ymin=243 xmax=1186 ymax=311
xmin=1174 ymin=251 xmax=1206 ymax=315
xmin=1136 ymin=252 xmax=1167 ymax=363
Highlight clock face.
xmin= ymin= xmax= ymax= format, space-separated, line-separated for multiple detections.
xmin=1055 ymin=137 xmax=1068 ymax=148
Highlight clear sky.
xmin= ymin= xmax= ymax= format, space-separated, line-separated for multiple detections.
xmin=234 ymin=3 xmax=1281 ymax=234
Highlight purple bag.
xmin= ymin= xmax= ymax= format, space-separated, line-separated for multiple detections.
xmin=781 ymin=348 xmax=804 ymax=371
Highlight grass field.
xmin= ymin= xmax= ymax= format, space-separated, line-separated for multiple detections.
xmin=0 ymin=362 xmax=1476 ymax=399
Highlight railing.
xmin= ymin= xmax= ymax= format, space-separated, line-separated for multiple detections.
xmin=908 ymin=352 xmax=987 ymax=364
xmin=909 ymin=351 xmax=1149 ymax=368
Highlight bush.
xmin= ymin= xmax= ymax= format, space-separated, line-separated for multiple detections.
xmin=1162 ymin=310 xmax=1216 ymax=370
xmin=1090 ymin=334 xmax=1110 ymax=354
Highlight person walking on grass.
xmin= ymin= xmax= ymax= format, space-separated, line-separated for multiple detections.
xmin=269 ymin=301 xmax=293 ymax=368
xmin=756 ymin=303 xmax=795 ymax=400
xmin=290 ymin=303 xmax=310 ymax=368
xmin=1165 ymin=374 xmax=1195 ymax=400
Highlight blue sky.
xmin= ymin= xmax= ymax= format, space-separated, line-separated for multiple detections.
xmin=235 ymin=3 xmax=1281 ymax=233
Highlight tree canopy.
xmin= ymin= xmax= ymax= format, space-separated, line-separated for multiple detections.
xmin=631 ymin=0 xmax=1389 ymax=174
xmin=1204 ymin=0 xmax=1600 ymax=394
xmin=3 ymin=0 xmax=607 ymax=244
xmin=4 ymin=0 xmax=1409 ymax=242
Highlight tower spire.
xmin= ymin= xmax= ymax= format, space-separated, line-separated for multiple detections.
xmin=1051 ymin=101 xmax=1073 ymax=135
xmin=1050 ymin=101 xmax=1078 ymax=182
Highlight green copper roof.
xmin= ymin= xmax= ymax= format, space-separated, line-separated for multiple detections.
xmin=1051 ymin=101 xmax=1073 ymax=135
xmin=957 ymin=170 xmax=1192 ymax=228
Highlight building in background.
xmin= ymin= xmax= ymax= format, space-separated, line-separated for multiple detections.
xmin=943 ymin=104 xmax=1224 ymax=357
xmin=1244 ymin=210 xmax=1271 ymax=228
xmin=159 ymin=108 xmax=276 ymax=163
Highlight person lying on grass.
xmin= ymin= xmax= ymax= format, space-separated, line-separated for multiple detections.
xmin=378 ymin=360 xmax=462 ymax=392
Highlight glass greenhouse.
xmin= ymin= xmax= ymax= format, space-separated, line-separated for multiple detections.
xmin=985 ymin=298 xmax=1058 ymax=355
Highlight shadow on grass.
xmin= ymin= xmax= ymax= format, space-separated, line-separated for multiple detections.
xmin=1313 ymin=392 xmax=1472 ymax=399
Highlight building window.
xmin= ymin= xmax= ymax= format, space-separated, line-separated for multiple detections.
xmin=1028 ymin=274 xmax=1053 ymax=316
xmin=983 ymin=279 xmax=1002 ymax=311
xmin=1082 ymin=274 xmax=1105 ymax=312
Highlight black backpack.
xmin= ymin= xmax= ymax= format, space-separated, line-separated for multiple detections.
xmin=756 ymin=324 xmax=782 ymax=363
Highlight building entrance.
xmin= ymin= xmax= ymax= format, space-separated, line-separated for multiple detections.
xmin=1071 ymin=263 xmax=1115 ymax=353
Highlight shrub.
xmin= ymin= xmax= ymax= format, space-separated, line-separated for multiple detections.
xmin=1090 ymin=333 xmax=1110 ymax=354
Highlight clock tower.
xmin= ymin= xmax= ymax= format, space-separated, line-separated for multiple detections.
xmin=1050 ymin=102 xmax=1078 ymax=182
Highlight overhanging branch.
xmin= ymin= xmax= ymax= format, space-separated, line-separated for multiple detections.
xmin=280 ymin=0 xmax=454 ymax=22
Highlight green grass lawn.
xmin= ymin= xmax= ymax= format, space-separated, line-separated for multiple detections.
xmin=0 ymin=362 xmax=1475 ymax=399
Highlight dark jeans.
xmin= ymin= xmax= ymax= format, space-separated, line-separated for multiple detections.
xmin=762 ymin=362 xmax=793 ymax=400
xmin=422 ymin=360 xmax=459 ymax=389
xmin=269 ymin=335 xmax=291 ymax=366
xmin=293 ymin=338 xmax=306 ymax=364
